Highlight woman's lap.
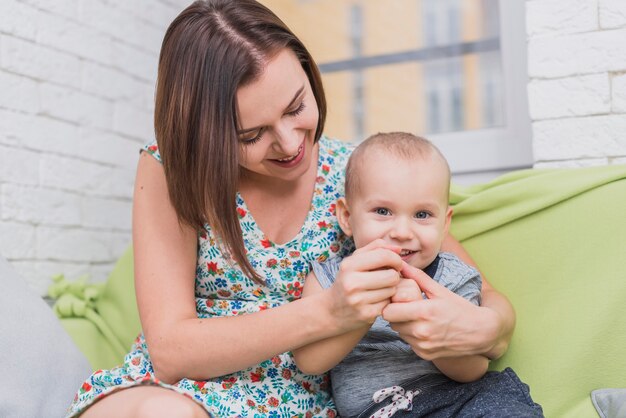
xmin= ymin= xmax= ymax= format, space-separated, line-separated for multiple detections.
xmin=80 ymin=385 xmax=211 ymax=418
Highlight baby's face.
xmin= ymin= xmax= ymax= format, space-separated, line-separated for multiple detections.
xmin=342 ymin=153 xmax=451 ymax=270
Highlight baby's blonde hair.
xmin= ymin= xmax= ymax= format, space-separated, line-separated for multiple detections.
xmin=345 ymin=132 xmax=451 ymax=201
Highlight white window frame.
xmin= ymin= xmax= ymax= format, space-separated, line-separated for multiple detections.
xmin=312 ymin=0 xmax=532 ymax=181
xmin=431 ymin=0 xmax=532 ymax=176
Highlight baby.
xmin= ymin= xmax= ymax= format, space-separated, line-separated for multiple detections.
xmin=293 ymin=132 xmax=542 ymax=418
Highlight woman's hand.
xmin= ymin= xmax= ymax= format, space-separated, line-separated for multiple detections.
xmin=382 ymin=262 xmax=503 ymax=361
xmin=326 ymin=239 xmax=403 ymax=332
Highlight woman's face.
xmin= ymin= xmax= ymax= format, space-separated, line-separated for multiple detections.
xmin=236 ymin=48 xmax=319 ymax=185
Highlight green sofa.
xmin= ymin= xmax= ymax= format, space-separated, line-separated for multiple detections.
xmin=51 ymin=164 xmax=626 ymax=417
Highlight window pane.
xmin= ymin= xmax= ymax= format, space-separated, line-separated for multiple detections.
xmin=260 ymin=0 xmax=505 ymax=141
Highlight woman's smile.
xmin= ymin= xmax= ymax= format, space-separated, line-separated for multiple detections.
xmin=269 ymin=141 xmax=305 ymax=167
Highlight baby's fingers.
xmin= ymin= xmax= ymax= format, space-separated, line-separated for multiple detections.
xmin=391 ymin=278 xmax=422 ymax=303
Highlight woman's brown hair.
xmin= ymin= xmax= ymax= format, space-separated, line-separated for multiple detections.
xmin=154 ymin=0 xmax=326 ymax=283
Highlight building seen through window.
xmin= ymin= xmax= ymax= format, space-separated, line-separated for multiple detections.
xmin=260 ymin=0 xmax=531 ymax=178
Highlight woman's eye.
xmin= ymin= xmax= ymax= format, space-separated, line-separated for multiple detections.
xmin=375 ymin=208 xmax=390 ymax=216
xmin=239 ymin=128 xmax=265 ymax=145
xmin=286 ymin=101 xmax=305 ymax=117
xmin=415 ymin=211 xmax=430 ymax=219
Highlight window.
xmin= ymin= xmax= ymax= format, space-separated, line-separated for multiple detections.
xmin=261 ymin=0 xmax=532 ymax=180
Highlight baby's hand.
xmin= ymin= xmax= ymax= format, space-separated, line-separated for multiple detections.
xmin=391 ymin=278 xmax=422 ymax=303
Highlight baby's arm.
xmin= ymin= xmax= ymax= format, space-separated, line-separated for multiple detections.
xmin=292 ymin=270 xmax=369 ymax=375
xmin=432 ymin=355 xmax=489 ymax=382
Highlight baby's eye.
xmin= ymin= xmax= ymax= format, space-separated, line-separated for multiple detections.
xmin=375 ymin=208 xmax=390 ymax=216
xmin=415 ymin=211 xmax=430 ymax=219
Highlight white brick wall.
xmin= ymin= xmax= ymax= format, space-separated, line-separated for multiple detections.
xmin=3 ymin=1 xmax=626 ymax=293
xmin=0 ymin=0 xmax=190 ymax=295
xmin=527 ymin=0 xmax=626 ymax=167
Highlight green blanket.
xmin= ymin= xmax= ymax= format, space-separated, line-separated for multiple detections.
xmin=52 ymin=164 xmax=626 ymax=417
xmin=451 ymin=164 xmax=626 ymax=417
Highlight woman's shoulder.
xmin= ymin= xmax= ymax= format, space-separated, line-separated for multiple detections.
xmin=317 ymin=135 xmax=355 ymax=178
xmin=318 ymin=135 xmax=355 ymax=160
xmin=141 ymin=140 xmax=162 ymax=163
xmin=311 ymin=136 xmax=353 ymax=198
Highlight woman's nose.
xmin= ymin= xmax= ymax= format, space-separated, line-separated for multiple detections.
xmin=271 ymin=121 xmax=300 ymax=155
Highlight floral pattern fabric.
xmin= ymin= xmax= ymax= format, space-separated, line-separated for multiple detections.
xmin=67 ymin=136 xmax=355 ymax=418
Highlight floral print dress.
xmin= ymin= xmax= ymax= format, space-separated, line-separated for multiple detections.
xmin=67 ymin=136 xmax=355 ymax=418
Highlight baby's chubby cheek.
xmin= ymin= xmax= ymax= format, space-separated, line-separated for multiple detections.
xmin=391 ymin=278 xmax=422 ymax=303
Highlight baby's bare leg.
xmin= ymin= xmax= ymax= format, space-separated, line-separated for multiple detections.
xmin=81 ymin=386 xmax=209 ymax=418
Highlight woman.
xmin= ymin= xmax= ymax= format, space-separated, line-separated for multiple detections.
xmin=70 ymin=1 xmax=515 ymax=417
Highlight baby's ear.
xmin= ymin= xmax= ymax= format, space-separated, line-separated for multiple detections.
xmin=336 ymin=197 xmax=353 ymax=237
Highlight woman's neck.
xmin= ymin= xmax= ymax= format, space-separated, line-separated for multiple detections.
xmin=238 ymin=143 xmax=320 ymax=245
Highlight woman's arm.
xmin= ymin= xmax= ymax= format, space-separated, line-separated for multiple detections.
xmin=391 ymin=276 xmax=489 ymax=381
xmin=133 ymin=155 xmax=401 ymax=383
xmin=390 ymin=276 xmax=489 ymax=381
xmin=441 ymin=233 xmax=515 ymax=359
xmin=292 ymin=272 xmax=369 ymax=375
xmin=382 ymin=234 xmax=515 ymax=361
xmin=293 ymin=241 xmax=405 ymax=374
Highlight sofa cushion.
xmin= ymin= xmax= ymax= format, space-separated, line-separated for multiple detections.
xmin=451 ymin=164 xmax=626 ymax=418
xmin=0 ymin=256 xmax=92 ymax=418
xmin=53 ymin=163 xmax=626 ymax=417
xmin=51 ymin=247 xmax=140 ymax=370
xmin=591 ymin=389 xmax=626 ymax=418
